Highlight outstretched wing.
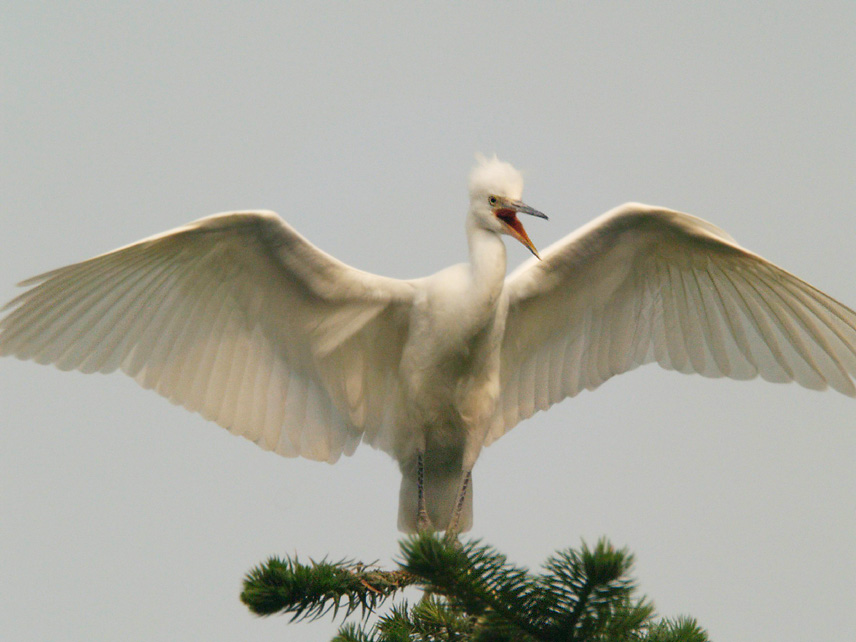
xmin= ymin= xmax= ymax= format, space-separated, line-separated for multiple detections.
xmin=489 ymin=203 xmax=856 ymax=444
xmin=0 ymin=211 xmax=415 ymax=462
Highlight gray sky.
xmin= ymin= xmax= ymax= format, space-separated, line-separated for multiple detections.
xmin=2 ymin=3 xmax=855 ymax=640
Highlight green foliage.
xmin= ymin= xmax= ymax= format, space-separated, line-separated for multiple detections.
xmin=241 ymin=533 xmax=709 ymax=641
xmin=241 ymin=555 xmax=413 ymax=621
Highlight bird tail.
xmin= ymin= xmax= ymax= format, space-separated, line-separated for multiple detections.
xmin=397 ymin=454 xmax=473 ymax=533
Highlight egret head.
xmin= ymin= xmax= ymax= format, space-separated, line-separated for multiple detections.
xmin=468 ymin=155 xmax=547 ymax=258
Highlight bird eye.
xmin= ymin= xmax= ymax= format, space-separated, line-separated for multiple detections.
xmin=488 ymin=196 xmax=498 ymax=206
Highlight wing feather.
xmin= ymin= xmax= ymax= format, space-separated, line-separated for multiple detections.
xmin=690 ymin=266 xmax=729 ymax=376
xmin=661 ymin=262 xmax=691 ymax=373
xmin=737 ymin=271 xmax=827 ymax=389
xmin=492 ymin=203 xmax=856 ymax=443
xmin=705 ymin=263 xmax=757 ymax=376
xmin=756 ymin=271 xmax=853 ymax=384
xmin=0 ymin=211 xmax=414 ymax=463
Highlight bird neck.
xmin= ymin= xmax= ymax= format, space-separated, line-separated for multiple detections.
xmin=466 ymin=219 xmax=507 ymax=299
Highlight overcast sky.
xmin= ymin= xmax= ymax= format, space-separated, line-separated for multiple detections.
xmin=2 ymin=3 xmax=855 ymax=641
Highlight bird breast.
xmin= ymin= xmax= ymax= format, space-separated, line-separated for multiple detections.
xmin=399 ymin=265 xmax=507 ymax=436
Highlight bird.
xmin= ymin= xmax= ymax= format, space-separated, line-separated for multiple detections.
xmin=3 ymin=155 xmax=856 ymax=535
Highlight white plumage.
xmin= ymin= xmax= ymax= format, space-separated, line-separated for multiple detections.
xmin=3 ymin=156 xmax=856 ymax=533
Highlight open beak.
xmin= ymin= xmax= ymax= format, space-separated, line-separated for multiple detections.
xmin=494 ymin=198 xmax=548 ymax=259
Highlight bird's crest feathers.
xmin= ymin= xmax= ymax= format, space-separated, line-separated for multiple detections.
xmin=469 ymin=155 xmax=524 ymax=201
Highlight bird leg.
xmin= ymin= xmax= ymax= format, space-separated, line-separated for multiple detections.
xmin=416 ymin=451 xmax=433 ymax=532
xmin=443 ymin=470 xmax=472 ymax=543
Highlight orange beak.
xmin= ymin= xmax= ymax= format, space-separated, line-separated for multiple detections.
xmin=494 ymin=199 xmax=548 ymax=259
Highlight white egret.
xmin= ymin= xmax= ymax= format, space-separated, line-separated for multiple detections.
xmin=3 ymin=156 xmax=856 ymax=534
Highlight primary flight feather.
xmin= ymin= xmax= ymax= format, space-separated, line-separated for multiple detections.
xmin=3 ymin=156 xmax=856 ymax=534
